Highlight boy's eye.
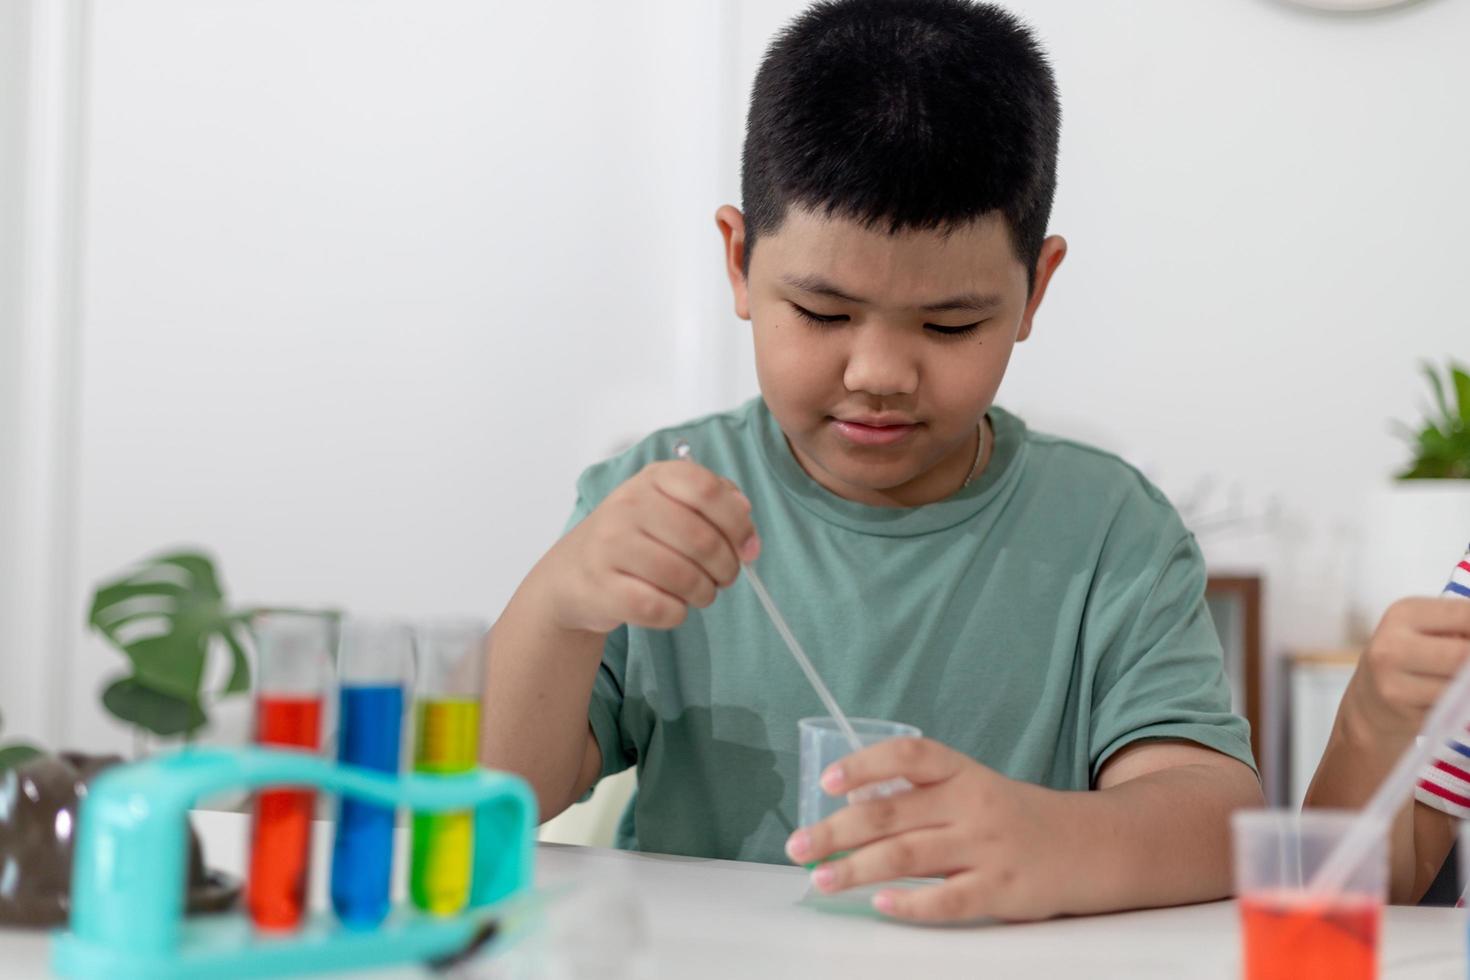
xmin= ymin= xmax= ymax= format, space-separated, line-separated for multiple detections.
xmin=789 ymin=301 xmax=982 ymax=338
xmin=925 ymin=321 xmax=983 ymax=338
xmin=790 ymin=302 xmax=849 ymax=325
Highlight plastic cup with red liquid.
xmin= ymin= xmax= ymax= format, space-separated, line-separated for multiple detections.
xmin=1233 ymin=809 xmax=1388 ymax=980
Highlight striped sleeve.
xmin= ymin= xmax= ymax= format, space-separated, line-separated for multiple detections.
xmin=1416 ymin=733 xmax=1470 ymax=817
xmin=1447 ymin=556 xmax=1470 ymax=600
xmin=1414 ymin=547 xmax=1470 ymax=816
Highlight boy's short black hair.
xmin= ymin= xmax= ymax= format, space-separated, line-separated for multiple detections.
xmin=741 ymin=0 xmax=1060 ymax=289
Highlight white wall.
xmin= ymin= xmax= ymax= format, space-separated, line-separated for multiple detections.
xmin=63 ymin=0 xmax=743 ymax=750
xmin=3 ymin=0 xmax=1466 ymax=767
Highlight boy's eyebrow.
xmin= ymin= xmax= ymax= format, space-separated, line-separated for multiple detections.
xmin=780 ymin=274 xmax=1003 ymax=313
xmin=782 ymin=274 xmax=867 ymax=304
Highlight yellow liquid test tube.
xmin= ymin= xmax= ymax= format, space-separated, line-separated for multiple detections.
xmin=410 ymin=697 xmax=480 ymax=915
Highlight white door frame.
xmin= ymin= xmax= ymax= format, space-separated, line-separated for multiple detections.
xmin=1 ymin=0 xmax=88 ymax=747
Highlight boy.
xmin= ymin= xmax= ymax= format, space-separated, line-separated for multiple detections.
xmin=484 ymin=0 xmax=1262 ymax=923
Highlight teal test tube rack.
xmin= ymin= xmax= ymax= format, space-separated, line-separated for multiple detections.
xmin=51 ymin=746 xmax=536 ymax=979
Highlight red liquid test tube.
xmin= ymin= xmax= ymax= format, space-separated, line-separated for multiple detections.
xmin=246 ymin=612 xmax=334 ymax=931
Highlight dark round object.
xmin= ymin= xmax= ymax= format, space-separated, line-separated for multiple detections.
xmin=0 ymin=751 xmax=240 ymax=928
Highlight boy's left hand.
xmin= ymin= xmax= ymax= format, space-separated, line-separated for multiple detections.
xmin=784 ymin=737 xmax=1064 ymax=923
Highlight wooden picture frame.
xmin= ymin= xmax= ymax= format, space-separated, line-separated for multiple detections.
xmin=1205 ymin=575 xmax=1264 ymax=773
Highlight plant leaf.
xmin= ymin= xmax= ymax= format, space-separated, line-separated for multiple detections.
xmin=126 ymin=633 xmax=212 ymax=700
xmin=0 ymin=744 xmax=42 ymax=772
xmin=0 ymin=708 xmax=42 ymax=771
xmin=220 ymin=629 xmax=252 ymax=696
xmin=1415 ymin=424 xmax=1446 ymax=460
xmin=1453 ymin=364 xmax=1470 ymax=428
xmin=87 ymin=550 xmax=249 ymax=710
xmin=1423 ymin=361 xmax=1452 ymax=427
xmin=1446 ymin=427 xmax=1470 ymax=479
xmin=101 ymin=676 xmax=207 ymax=736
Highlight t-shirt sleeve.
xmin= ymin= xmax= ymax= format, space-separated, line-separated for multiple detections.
xmin=586 ymin=628 xmax=635 ymax=784
xmin=1415 ymin=731 xmax=1470 ymax=818
xmin=563 ymin=490 xmax=637 ymax=792
xmin=1089 ymin=532 xmax=1257 ymax=781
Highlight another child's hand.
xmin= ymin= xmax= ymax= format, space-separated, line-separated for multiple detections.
xmin=784 ymin=738 xmax=1064 ymax=923
xmin=540 ymin=460 xmax=761 ymax=635
xmin=1341 ymin=598 xmax=1470 ymax=741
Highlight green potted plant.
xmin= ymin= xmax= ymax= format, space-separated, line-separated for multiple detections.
xmin=1357 ymin=360 xmax=1470 ymax=629
xmin=90 ymin=548 xmax=340 ymax=749
xmin=1 ymin=549 xmax=255 ymax=769
xmin=87 ymin=549 xmax=256 ymax=744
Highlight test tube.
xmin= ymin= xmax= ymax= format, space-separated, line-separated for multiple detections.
xmin=409 ymin=618 xmax=486 ymax=916
xmin=246 ymin=611 xmax=334 ymax=931
xmin=330 ymin=617 xmax=413 ymax=928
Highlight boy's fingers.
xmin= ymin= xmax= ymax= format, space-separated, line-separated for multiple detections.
xmin=1386 ymin=597 xmax=1470 ymax=637
xmin=788 ymin=785 xmax=939 ymax=864
xmin=822 ymin=737 xmax=962 ymax=795
xmin=635 ymin=492 xmax=742 ymax=587
xmin=1392 ymin=635 xmax=1470 ymax=681
xmin=608 ymin=572 xmax=688 ymax=630
xmin=873 ymin=873 xmax=988 ymax=924
xmin=612 ymin=533 xmax=719 ymax=612
xmin=653 ymin=462 xmax=760 ymax=563
xmin=809 ymin=828 xmax=960 ymax=894
xmin=1378 ymin=670 xmax=1460 ymax=710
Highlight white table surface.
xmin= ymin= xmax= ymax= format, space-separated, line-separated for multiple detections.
xmin=4 ymin=810 xmax=1466 ymax=979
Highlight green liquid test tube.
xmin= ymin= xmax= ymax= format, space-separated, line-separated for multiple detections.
xmin=409 ymin=619 xmax=487 ymax=917
xmin=410 ymin=697 xmax=480 ymax=914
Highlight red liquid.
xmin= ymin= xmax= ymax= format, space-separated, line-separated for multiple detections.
xmin=1239 ymin=892 xmax=1380 ymax=980
xmin=247 ymin=695 xmax=323 ymax=930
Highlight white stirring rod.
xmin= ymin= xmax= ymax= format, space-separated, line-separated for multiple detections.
xmin=1309 ymin=542 xmax=1470 ymax=896
xmin=743 ymin=566 xmax=864 ymax=753
xmin=673 ymin=439 xmax=863 ymax=753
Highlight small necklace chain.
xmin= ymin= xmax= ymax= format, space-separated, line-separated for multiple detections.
xmin=961 ymin=420 xmax=987 ymax=489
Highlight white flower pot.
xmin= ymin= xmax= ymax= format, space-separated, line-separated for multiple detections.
xmin=1356 ymin=480 xmax=1470 ymax=630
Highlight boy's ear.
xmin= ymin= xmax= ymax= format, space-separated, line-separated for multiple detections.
xmin=715 ymin=205 xmax=751 ymax=320
xmin=1017 ymin=234 xmax=1067 ymax=343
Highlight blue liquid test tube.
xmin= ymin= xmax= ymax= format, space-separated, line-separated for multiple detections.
xmin=331 ymin=617 xmax=414 ymax=929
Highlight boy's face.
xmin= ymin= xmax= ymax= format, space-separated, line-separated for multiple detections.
xmin=718 ymin=205 xmax=1066 ymax=507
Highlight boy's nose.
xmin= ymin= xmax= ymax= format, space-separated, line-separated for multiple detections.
xmin=842 ymin=326 xmax=919 ymax=397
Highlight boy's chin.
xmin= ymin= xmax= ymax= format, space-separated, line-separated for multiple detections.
xmin=784 ymin=427 xmax=949 ymax=499
xmin=811 ymin=455 xmax=933 ymax=495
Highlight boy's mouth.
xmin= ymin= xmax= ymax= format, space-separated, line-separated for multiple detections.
xmin=829 ymin=415 xmax=921 ymax=447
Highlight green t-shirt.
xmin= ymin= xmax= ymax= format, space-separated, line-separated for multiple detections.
xmin=565 ymin=397 xmax=1254 ymax=865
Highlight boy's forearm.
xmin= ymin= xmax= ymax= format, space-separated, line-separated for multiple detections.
xmin=1305 ymin=701 xmax=1408 ymax=807
xmin=1051 ymin=760 xmax=1263 ymax=915
xmin=481 ymin=560 xmax=607 ymax=822
xmin=1304 ymin=703 xmax=1431 ymax=903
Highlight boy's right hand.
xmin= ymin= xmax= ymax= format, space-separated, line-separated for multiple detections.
xmin=538 ymin=460 xmax=761 ymax=636
xmin=1341 ymin=597 xmax=1470 ymax=742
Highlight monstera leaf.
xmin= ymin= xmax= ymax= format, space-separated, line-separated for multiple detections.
xmin=0 ymin=709 xmax=42 ymax=772
xmin=88 ymin=550 xmax=252 ymax=737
